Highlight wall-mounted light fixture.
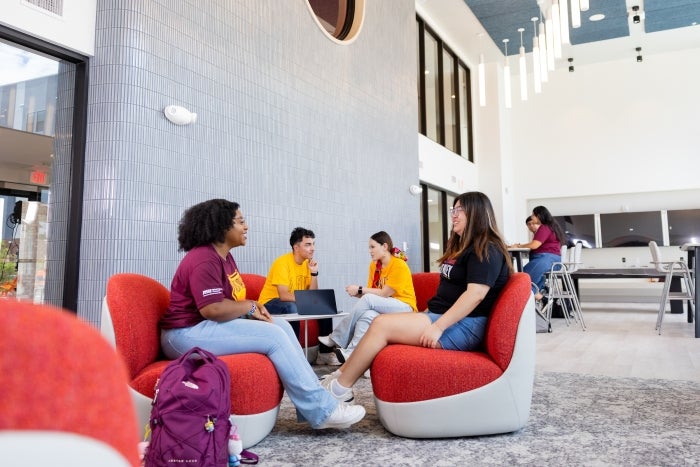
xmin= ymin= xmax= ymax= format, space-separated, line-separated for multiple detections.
xmin=163 ymin=105 xmax=197 ymax=125
xmin=409 ymin=184 xmax=423 ymax=195
xmin=636 ymin=46 xmax=643 ymax=62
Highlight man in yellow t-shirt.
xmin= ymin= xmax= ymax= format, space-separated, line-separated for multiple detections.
xmin=259 ymin=227 xmax=339 ymax=365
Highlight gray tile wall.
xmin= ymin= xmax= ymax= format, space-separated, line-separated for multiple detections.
xmin=81 ymin=0 xmax=420 ymax=324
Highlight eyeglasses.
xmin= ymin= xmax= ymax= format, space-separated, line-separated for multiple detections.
xmin=449 ymin=206 xmax=465 ymax=217
xmin=233 ymin=217 xmax=247 ymax=225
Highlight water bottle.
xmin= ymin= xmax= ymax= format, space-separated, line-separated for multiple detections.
xmin=228 ymin=426 xmax=242 ymax=467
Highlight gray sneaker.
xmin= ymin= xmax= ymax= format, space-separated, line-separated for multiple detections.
xmin=315 ymin=351 xmax=341 ymax=366
xmin=320 ymin=374 xmax=354 ymax=404
xmin=318 ymin=335 xmax=337 ymax=348
xmin=316 ymin=403 xmax=365 ymax=429
xmin=334 ymin=347 xmax=352 ymax=363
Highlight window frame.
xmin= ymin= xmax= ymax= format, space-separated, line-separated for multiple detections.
xmin=0 ymin=26 xmax=89 ymax=312
xmin=416 ymin=15 xmax=474 ymax=162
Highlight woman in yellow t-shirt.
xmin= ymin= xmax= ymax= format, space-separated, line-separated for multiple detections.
xmin=318 ymin=231 xmax=416 ymax=362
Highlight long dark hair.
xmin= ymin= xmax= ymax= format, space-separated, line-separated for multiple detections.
xmin=438 ymin=191 xmax=512 ymax=271
xmin=177 ymin=199 xmax=239 ymax=251
xmin=532 ymin=205 xmax=566 ymax=246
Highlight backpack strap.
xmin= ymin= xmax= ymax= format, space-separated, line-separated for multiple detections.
xmin=240 ymin=449 xmax=259 ymax=464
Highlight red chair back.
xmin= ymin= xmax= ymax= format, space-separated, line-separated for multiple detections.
xmin=411 ymin=272 xmax=440 ymax=311
xmin=484 ymin=272 xmax=532 ymax=371
xmin=105 ymin=273 xmax=170 ymax=380
xmin=241 ymin=273 xmax=266 ymax=301
xmin=0 ymin=300 xmax=140 ymax=467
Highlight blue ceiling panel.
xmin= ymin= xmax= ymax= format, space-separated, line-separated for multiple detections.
xmin=463 ymin=0 xmax=700 ymax=57
xmin=569 ymin=0 xmax=629 ymax=45
xmin=465 ymin=0 xmax=540 ymax=55
xmin=644 ymin=0 xmax=700 ymax=33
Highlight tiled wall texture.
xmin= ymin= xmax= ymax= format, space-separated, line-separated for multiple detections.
xmin=80 ymin=0 xmax=420 ymax=323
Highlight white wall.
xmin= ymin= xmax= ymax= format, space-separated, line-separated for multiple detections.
xmin=1 ymin=0 xmax=96 ymax=55
xmin=507 ymin=46 xmax=700 ymax=243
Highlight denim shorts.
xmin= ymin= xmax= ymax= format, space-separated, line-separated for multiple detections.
xmin=425 ymin=312 xmax=488 ymax=351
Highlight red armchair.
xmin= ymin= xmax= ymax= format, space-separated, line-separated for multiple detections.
xmin=101 ymin=273 xmax=283 ymax=448
xmin=371 ymin=272 xmax=536 ymax=438
xmin=1 ymin=300 xmax=140 ymax=466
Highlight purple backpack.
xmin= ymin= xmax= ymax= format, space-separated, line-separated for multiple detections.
xmin=145 ymin=347 xmax=232 ymax=467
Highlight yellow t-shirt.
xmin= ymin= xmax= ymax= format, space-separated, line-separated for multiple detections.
xmin=367 ymin=256 xmax=417 ymax=311
xmin=258 ymin=252 xmax=311 ymax=304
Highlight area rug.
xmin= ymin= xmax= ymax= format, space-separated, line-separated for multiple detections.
xmin=248 ymin=370 xmax=700 ymax=466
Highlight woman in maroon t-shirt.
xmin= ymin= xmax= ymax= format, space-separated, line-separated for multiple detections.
xmin=514 ymin=205 xmax=566 ymax=299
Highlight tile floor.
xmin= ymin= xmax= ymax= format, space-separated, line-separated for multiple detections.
xmin=536 ymin=303 xmax=699 ymax=382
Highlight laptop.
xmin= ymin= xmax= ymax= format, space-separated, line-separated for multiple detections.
xmin=295 ymin=289 xmax=339 ymax=315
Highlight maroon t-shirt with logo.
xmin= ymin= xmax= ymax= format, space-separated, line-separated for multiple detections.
xmin=160 ymin=245 xmax=245 ymax=329
xmin=532 ymin=224 xmax=561 ymax=255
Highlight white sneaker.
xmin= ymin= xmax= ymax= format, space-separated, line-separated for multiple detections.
xmin=320 ymin=375 xmax=354 ymax=404
xmin=318 ymin=335 xmax=337 ymax=348
xmin=315 ymin=351 xmax=342 ymax=366
xmin=319 ymin=369 xmax=342 ymax=382
xmin=316 ymin=403 xmax=365 ymax=429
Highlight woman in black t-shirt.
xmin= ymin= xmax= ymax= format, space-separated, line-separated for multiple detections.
xmin=320 ymin=192 xmax=513 ymax=402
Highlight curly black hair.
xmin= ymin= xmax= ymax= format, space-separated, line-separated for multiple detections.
xmin=177 ymin=199 xmax=239 ymax=251
xmin=289 ymin=227 xmax=315 ymax=248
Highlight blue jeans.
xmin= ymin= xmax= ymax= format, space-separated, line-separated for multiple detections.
xmin=523 ymin=252 xmax=561 ymax=294
xmin=265 ymin=298 xmax=333 ymax=343
xmin=329 ymin=294 xmax=412 ymax=349
xmin=160 ymin=316 xmax=338 ymax=428
xmin=425 ymin=312 xmax=488 ymax=350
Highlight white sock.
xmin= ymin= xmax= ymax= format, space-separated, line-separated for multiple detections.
xmin=331 ymin=379 xmax=351 ymax=396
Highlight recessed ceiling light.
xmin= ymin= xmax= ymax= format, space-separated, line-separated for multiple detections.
xmin=589 ymin=14 xmax=605 ymax=21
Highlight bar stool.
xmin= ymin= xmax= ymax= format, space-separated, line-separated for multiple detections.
xmin=648 ymin=241 xmax=695 ymax=334
xmin=543 ymin=242 xmax=585 ymax=330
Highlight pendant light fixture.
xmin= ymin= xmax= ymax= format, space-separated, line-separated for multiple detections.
xmin=538 ymin=16 xmax=549 ymax=83
xmin=571 ymin=0 xmax=581 ymax=29
xmin=579 ymin=0 xmax=589 ymax=12
xmin=560 ymin=0 xmax=570 ymax=45
xmin=518 ymin=28 xmax=527 ymax=101
xmin=545 ymin=9 xmax=555 ymax=71
xmin=531 ymin=17 xmax=542 ymax=93
xmin=502 ymin=38 xmax=511 ymax=109
xmin=477 ymin=33 xmax=486 ymax=107
xmin=552 ymin=0 xmax=562 ymax=59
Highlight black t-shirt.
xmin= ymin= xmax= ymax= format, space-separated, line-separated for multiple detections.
xmin=427 ymin=243 xmax=510 ymax=317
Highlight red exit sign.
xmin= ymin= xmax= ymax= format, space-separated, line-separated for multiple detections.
xmin=30 ymin=171 xmax=47 ymax=185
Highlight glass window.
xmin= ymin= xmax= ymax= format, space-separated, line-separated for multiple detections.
xmin=423 ymin=30 xmax=439 ymax=142
xmin=306 ymin=0 xmax=363 ymax=41
xmin=442 ymin=48 xmax=456 ymax=152
xmin=457 ymin=64 xmax=473 ymax=162
xmin=600 ymin=211 xmax=663 ymax=247
xmin=667 ymin=209 xmax=700 ymax=246
xmin=419 ymin=186 xmax=456 ymax=272
xmin=426 ymin=187 xmax=445 ymax=271
xmin=416 ymin=16 xmax=474 ymax=160
xmin=416 ymin=19 xmax=422 ymax=134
